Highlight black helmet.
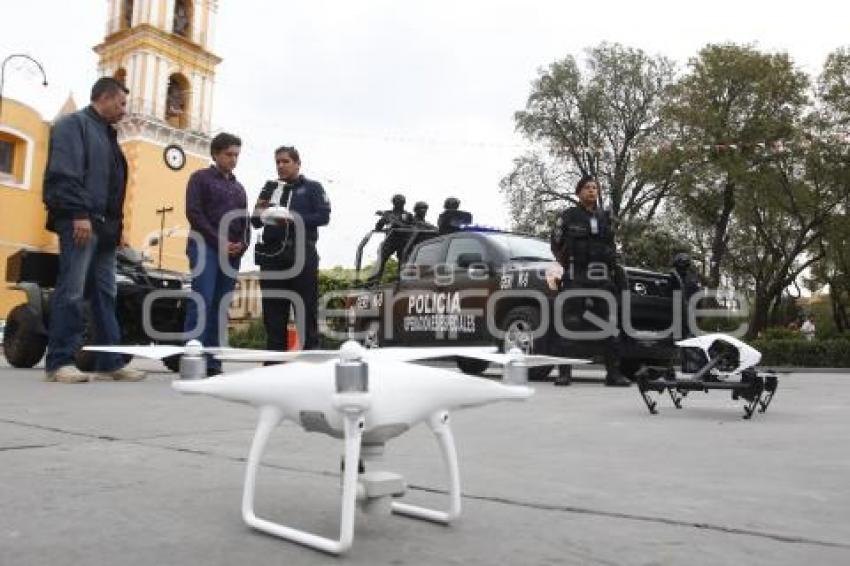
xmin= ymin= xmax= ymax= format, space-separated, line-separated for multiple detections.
xmin=443 ymin=197 xmax=460 ymax=210
xmin=672 ymin=252 xmax=691 ymax=269
xmin=391 ymin=194 xmax=406 ymax=206
xmin=414 ymin=201 xmax=428 ymax=212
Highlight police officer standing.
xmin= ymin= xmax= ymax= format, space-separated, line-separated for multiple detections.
xmin=251 ymin=146 xmax=330 ymax=351
xmin=367 ymin=194 xmax=413 ymax=285
xmin=551 ymin=176 xmax=630 ymax=386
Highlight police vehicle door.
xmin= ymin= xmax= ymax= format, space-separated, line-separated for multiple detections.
xmin=442 ymin=236 xmax=492 ymax=343
xmin=394 ymin=238 xmax=446 ymax=345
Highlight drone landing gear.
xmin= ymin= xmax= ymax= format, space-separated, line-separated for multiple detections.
xmin=240 ymin=406 xmax=462 ymax=555
xmin=637 ymin=365 xmax=778 ymax=420
xmin=391 ymin=410 xmax=462 ymax=524
xmin=241 ymin=404 xmax=366 ymax=555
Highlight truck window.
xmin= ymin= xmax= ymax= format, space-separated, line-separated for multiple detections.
xmin=490 ymin=234 xmax=554 ymax=261
xmin=413 ymin=241 xmax=443 ymax=266
xmin=446 ymin=238 xmax=485 ymax=266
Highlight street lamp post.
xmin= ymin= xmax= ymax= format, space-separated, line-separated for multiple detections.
xmin=156 ymin=205 xmax=174 ymax=271
xmin=0 ymin=54 xmax=49 ymax=119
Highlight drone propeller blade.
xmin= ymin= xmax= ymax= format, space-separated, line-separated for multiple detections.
xmin=82 ymin=345 xmax=188 ymax=360
xmin=475 ymin=353 xmax=591 ymax=367
xmin=83 ymin=344 xmax=275 ymax=361
xmin=214 ymin=350 xmax=340 ymax=363
xmin=369 ymin=346 xmax=497 ymax=362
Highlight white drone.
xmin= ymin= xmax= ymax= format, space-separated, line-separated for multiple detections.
xmin=86 ymin=340 xmax=587 ymax=555
xmin=635 ymin=333 xmax=778 ymax=419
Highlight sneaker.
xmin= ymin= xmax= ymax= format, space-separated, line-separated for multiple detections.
xmin=45 ymin=365 xmax=90 ymax=384
xmin=96 ymin=366 xmax=146 ymax=382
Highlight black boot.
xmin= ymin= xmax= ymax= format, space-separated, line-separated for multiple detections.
xmin=604 ymin=358 xmax=631 ymax=387
xmin=554 ymin=365 xmax=572 ymax=386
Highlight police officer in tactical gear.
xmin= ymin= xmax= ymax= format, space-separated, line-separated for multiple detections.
xmin=551 ymin=175 xmax=631 ymax=387
xmin=672 ymin=252 xmax=703 ymax=373
xmin=413 ymin=201 xmax=435 ymax=228
xmin=400 ymin=201 xmax=438 ymax=263
xmin=437 ymin=197 xmax=472 ymax=234
xmin=367 ymin=194 xmax=414 ymax=285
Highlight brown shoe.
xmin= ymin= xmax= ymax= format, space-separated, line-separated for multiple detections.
xmin=96 ymin=366 xmax=146 ymax=382
xmin=45 ymin=365 xmax=90 ymax=384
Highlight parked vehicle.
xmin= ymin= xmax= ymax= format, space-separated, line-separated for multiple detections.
xmin=3 ymin=247 xmax=189 ymax=372
xmin=345 ymin=227 xmax=692 ymax=380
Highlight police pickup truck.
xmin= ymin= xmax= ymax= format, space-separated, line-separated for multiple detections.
xmin=345 ymin=227 xmax=689 ymax=380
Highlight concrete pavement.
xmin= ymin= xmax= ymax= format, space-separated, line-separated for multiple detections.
xmin=1 ymin=358 xmax=849 ymax=565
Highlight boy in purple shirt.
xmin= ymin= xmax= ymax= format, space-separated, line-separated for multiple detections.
xmin=184 ymin=132 xmax=249 ymax=375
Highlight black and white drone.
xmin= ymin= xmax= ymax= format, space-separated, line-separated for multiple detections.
xmin=634 ymin=333 xmax=778 ymax=419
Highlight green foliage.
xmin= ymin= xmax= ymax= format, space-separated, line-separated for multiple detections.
xmin=617 ymin=218 xmax=692 ymax=271
xmin=818 ymin=47 xmax=850 ymax=120
xmin=229 ymin=319 xmax=266 ymax=349
xmin=751 ymin=338 xmax=850 ymax=368
xmin=758 ymin=326 xmax=803 ymax=340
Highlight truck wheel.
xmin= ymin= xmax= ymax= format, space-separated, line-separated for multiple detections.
xmin=500 ymin=306 xmax=553 ymax=381
xmin=3 ymin=304 xmax=47 ymax=368
xmin=456 ymin=357 xmax=489 ymax=376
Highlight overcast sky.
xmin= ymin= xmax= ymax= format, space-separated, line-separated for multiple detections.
xmin=2 ymin=0 xmax=848 ymax=269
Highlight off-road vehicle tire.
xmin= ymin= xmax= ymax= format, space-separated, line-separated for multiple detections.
xmin=3 ymin=304 xmax=47 ymax=368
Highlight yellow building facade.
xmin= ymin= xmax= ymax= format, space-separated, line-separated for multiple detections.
xmin=0 ymin=99 xmax=53 ymax=316
xmin=0 ymin=0 xmax=223 ymax=318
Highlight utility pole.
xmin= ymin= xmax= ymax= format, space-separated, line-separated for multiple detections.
xmin=155 ymin=206 xmax=174 ymax=271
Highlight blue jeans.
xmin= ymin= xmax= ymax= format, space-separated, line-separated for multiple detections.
xmin=46 ymin=219 xmax=125 ymax=372
xmin=183 ymin=240 xmax=240 ymax=370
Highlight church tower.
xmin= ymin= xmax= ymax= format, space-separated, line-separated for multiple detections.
xmin=93 ymin=0 xmax=223 ymax=271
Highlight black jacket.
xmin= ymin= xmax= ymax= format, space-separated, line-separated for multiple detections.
xmin=251 ymin=175 xmax=331 ymax=244
xmin=550 ymin=205 xmax=616 ymax=270
xmin=42 ymin=106 xmax=127 ymax=238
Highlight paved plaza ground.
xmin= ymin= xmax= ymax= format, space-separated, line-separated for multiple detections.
xmin=1 ymin=358 xmax=849 ymax=565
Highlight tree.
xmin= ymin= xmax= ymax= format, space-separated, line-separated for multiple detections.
xmin=724 ymin=137 xmax=848 ymax=337
xmin=659 ymin=44 xmax=810 ymax=288
xmin=502 ymin=42 xmax=677 ymax=233
xmin=804 ymin=47 xmax=850 ymax=332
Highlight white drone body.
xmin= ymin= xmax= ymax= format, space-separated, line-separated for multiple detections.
xmin=675 ymin=333 xmax=762 ymax=379
xmin=86 ymin=340 xmax=586 ymax=555
xmin=260 ymin=205 xmax=293 ymax=224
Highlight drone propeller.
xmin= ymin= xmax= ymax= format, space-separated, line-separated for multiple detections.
xmin=83 ymin=340 xmax=247 ymax=360
xmin=457 ymin=350 xmax=590 ymax=368
xmin=215 ymin=344 xmax=589 ymax=368
xmin=214 ymin=345 xmax=500 ymax=364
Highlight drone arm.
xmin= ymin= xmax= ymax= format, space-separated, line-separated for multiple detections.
xmin=241 ymin=405 xmax=365 ymax=555
xmin=391 ymin=411 xmax=462 ymax=523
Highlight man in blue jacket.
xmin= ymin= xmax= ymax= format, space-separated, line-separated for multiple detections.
xmin=41 ymin=77 xmax=145 ymax=383
xmin=251 ymin=146 xmax=331 ymax=351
